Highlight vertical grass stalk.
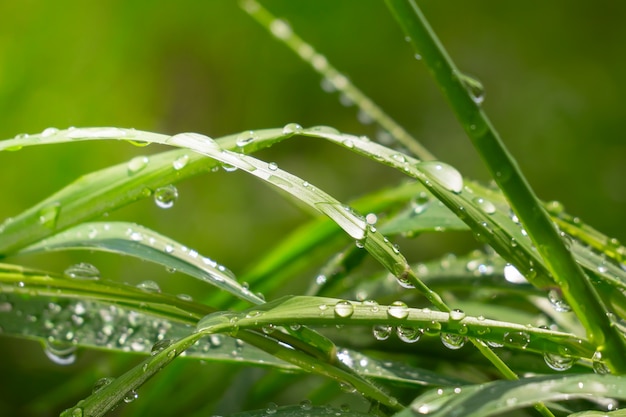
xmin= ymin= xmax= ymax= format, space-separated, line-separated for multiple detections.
xmin=384 ymin=0 xmax=626 ymax=373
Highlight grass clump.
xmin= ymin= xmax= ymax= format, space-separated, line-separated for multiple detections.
xmin=1 ymin=1 xmax=625 ymax=416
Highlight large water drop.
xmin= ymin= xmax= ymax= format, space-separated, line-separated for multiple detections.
xmin=420 ymin=161 xmax=463 ymax=193
xmin=387 ymin=301 xmax=409 ymax=319
xmin=333 ymin=300 xmax=354 ymax=318
xmin=154 ymin=185 xmax=179 ymax=209
xmin=64 ymin=263 xmax=101 ymax=280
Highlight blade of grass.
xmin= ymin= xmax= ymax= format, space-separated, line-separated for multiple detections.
xmin=384 ymin=0 xmax=626 ymax=373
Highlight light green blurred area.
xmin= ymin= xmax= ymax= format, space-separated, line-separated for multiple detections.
xmin=1 ymin=1 xmax=625 ymax=415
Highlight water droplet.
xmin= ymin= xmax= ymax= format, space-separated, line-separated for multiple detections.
xmin=268 ymin=162 xmax=278 ymax=171
xmin=548 ymin=289 xmax=571 ymax=312
xmin=458 ymin=72 xmax=485 ymax=105
xmin=420 ymin=161 xmax=463 ymax=193
xmin=592 ymin=351 xmax=611 ymax=374
xmin=44 ymin=339 xmax=77 ymax=365
xmin=373 ymin=325 xmax=393 ymax=341
xmin=473 ymin=197 xmax=496 ymax=214
xmin=300 ymin=400 xmax=312 ymax=411
xmin=64 ymin=263 xmax=101 ymax=280
xmin=270 ymin=19 xmax=292 ymax=39
xmin=440 ymin=333 xmax=465 ymax=349
xmin=397 ymin=326 xmax=422 ymax=343
xmin=38 ymin=202 xmax=61 ymax=228
xmin=173 ymin=154 xmax=189 ymax=171
xmin=422 ymin=320 xmax=442 ymax=337
xmin=503 ymin=331 xmax=530 ymax=349
xmin=137 ymin=280 xmax=161 ymax=293
xmin=543 ymin=352 xmax=574 ymax=371
xmin=365 ymin=213 xmax=377 ymax=225
xmin=334 ymin=300 xmax=354 ymax=318
xmin=504 ymin=264 xmax=527 ymax=284
xmin=266 ymin=402 xmax=278 ymax=415
xmin=309 ymin=125 xmax=340 ymax=135
xmin=127 ymin=156 xmax=149 ymax=174
xmin=388 ymin=301 xmax=409 ymax=319
xmin=41 ymin=127 xmax=59 ymax=137
xmin=282 ymin=123 xmax=303 ymax=135
xmin=151 ymin=339 xmax=173 ymax=356
xmin=92 ymin=377 xmax=115 ymax=393
xmin=0 ymin=301 xmax=13 ymax=312
xmin=154 ymin=185 xmax=179 ymax=209
xmin=222 ymin=163 xmax=238 ymax=172
xmin=168 ymin=132 xmax=220 ymax=151
xmin=123 ymin=390 xmax=138 ymax=403
xmin=449 ymin=309 xmax=466 ymax=321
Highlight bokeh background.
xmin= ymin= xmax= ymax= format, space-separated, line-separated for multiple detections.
xmin=1 ymin=1 xmax=626 ymax=415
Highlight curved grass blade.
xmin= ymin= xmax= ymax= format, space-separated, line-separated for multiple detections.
xmin=196 ymin=296 xmax=594 ymax=362
xmin=60 ymin=332 xmax=204 ymax=417
xmin=0 ymin=127 xmax=295 ymax=255
xmin=18 ymin=221 xmax=264 ymax=305
xmin=398 ymin=374 xmax=626 ymax=417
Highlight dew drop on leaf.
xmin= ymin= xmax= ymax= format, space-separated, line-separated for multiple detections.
xmin=137 ymin=280 xmax=161 ymax=293
xmin=397 ymin=326 xmax=422 ymax=343
xmin=266 ymin=402 xmax=278 ymax=415
xmin=127 ymin=156 xmax=149 ymax=174
xmin=503 ymin=331 xmax=530 ymax=349
xmin=154 ymin=185 xmax=179 ymax=209
xmin=372 ymin=325 xmax=393 ymax=341
xmin=282 ymin=123 xmax=303 ymax=135
xmin=270 ymin=19 xmax=292 ymax=39
xmin=449 ymin=309 xmax=466 ymax=321
xmin=268 ymin=162 xmax=278 ymax=171
xmin=41 ymin=127 xmax=59 ymax=137
xmin=420 ymin=161 xmax=464 ymax=193
xmin=92 ymin=377 xmax=115 ymax=393
xmin=64 ymin=262 xmax=101 ymax=280
xmin=150 ymin=339 xmax=173 ymax=356
xmin=44 ymin=339 xmax=77 ymax=365
xmin=38 ymin=202 xmax=61 ymax=229
xmin=236 ymin=130 xmax=257 ymax=148
xmin=548 ymin=289 xmax=572 ymax=312
xmin=387 ymin=301 xmax=409 ymax=319
xmin=440 ymin=333 xmax=465 ymax=350
xmin=172 ymin=154 xmax=189 ymax=171
xmin=592 ymin=351 xmax=611 ymax=374
xmin=458 ymin=72 xmax=485 ymax=105
xmin=300 ymin=400 xmax=312 ymax=411
xmin=334 ymin=300 xmax=354 ymax=318
xmin=473 ymin=197 xmax=496 ymax=214
xmin=543 ymin=352 xmax=574 ymax=371
xmin=123 ymin=390 xmax=138 ymax=403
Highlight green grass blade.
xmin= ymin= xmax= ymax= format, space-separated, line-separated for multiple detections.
xmin=384 ymin=0 xmax=626 ymax=372
xmin=19 ymin=221 xmax=264 ymax=305
xmin=240 ymin=0 xmax=435 ymax=161
xmin=397 ymin=374 xmax=626 ymax=417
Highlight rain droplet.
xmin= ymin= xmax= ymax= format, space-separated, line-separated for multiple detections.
xmin=38 ymin=202 xmax=61 ymax=228
xmin=172 ymin=154 xmax=189 ymax=171
xmin=64 ymin=263 xmax=101 ymax=280
xmin=365 ymin=213 xmax=377 ymax=225
xmin=373 ymin=325 xmax=393 ymax=341
xmin=266 ymin=402 xmax=278 ymax=415
xmin=41 ymin=127 xmax=59 ymax=137
xmin=543 ymin=352 xmax=574 ymax=371
xmin=503 ymin=331 xmax=530 ymax=349
xmin=222 ymin=163 xmax=238 ymax=172
xmin=127 ymin=156 xmax=149 ymax=174
xmin=236 ymin=130 xmax=256 ymax=148
xmin=151 ymin=339 xmax=173 ymax=356
xmin=388 ymin=301 xmax=409 ymax=319
xmin=420 ymin=161 xmax=463 ymax=193
xmin=441 ymin=333 xmax=465 ymax=349
xmin=449 ymin=309 xmax=466 ymax=321
xmin=334 ymin=300 xmax=354 ymax=318
xmin=168 ymin=132 xmax=220 ymax=151
xmin=270 ymin=19 xmax=292 ymax=40
xmin=504 ymin=264 xmax=527 ymax=284
xmin=282 ymin=123 xmax=303 ymax=135
xmin=458 ymin=72 xmax=485 ymax=105
xmin=92 ymin=377 xmax=115 ymax=393
xmin=154 ymin=185 xmax=179 ymax=209
xmin=422 ymin=320 xmax=442 ymax=337
xmin=397 ymin=326 xmax=422 ymax=343
xmin=548 ymin=289 xmax=571 ymax=313
xmin=44 ymin=339 xmax=77 ymax=365
xmin=268 ymin=162 xmax=278 ymax=171
xmin=473 ymin=197 xmax=496 ymax=214
xmin=592 ymin=351 xmax=611 ymax=374
xmin=300 ymin=400 xmax=312 ymax=411
xmin=0 ymin=301 xmax=13 ymax=312
xmin=137 ymin=280 xmax=161 ymax=293
xmin=123 ymin=390 xmax=138 ymax=403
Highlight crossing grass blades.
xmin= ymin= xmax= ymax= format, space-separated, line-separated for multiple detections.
xmin=1 ymin=1 xmax=626 ymax=416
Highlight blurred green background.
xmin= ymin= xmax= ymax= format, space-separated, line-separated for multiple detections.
xmin=1 ymin=1 xmax=626 ymax=415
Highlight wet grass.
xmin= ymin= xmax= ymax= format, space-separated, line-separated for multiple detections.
xmin=1 ymin=1 xmax=625 ymax=416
